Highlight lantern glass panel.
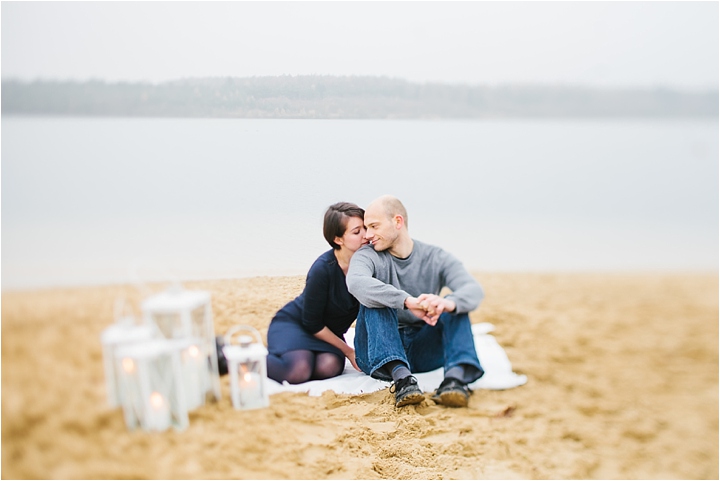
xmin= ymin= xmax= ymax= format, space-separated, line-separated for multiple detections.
xmin=190 ymin=304 xmax=221 ymax=403
xmin=236 ymin=359 xmax=266 ymax=410
xmin=190 ymin=305 xmax=207 ymax=339
xmin=152 ymin=312 xmax=183 ymax=338
xmin=178 ymin=339 xmax=209 ymax=410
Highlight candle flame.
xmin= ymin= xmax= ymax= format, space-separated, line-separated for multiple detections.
xmin=243 ymin=372 xmax=252 ymax=382
xmin=122 ymin=358 xmax=135 ymax=373
xmin=150 ymin=392 xmax=164 ymax=409
xmin=188 ymin=345 xmax=200 ymax=358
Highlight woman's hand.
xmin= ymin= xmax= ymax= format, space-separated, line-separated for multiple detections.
xmin=313 ymin=326 xmax=361 ymax=372
xmin=344 ymin=347 xmax=360 ymax=371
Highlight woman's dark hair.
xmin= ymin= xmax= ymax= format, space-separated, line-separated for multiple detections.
xmin=323 ymin=202 xmax=365 ymax=250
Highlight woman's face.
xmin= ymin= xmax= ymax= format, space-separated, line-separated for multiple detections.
xmin=337 ymin=216 xmax=368 ymax=253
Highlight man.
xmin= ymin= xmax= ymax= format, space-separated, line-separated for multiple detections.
xmin=346 ymin=195 xmax=485 ymax=408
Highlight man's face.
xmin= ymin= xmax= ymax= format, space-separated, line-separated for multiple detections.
xmin=363 ymin=205 xmax=398 ymax=252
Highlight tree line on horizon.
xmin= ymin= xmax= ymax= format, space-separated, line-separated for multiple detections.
xmin=2 ymin=75 xmax=717 ymax=119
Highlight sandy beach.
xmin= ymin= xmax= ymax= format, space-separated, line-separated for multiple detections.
xmin=2 ymin=272 xmax=717 ymax=479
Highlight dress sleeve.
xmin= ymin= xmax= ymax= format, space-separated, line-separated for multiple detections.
xmin=300 ymin=261 xmax=330 ymax=334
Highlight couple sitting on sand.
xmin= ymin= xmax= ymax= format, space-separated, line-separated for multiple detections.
xmin=265 ymin=195 xmax=485 ymax=409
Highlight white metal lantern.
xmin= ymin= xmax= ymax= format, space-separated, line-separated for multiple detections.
xmin=223 ymin=325 xmax=269 ymax=410
xmin=141 ymin=285 xmax=221 ymax=404
xmin=114 ymin=339 xmax=189 ymax=432
xmin=100 ymin=308 xmax=156 ymax=408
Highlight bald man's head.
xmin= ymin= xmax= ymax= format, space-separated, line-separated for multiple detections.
xmin=367 ymin=195 xmax=408 ymax=227
xmin=363 ymin=195 xmax=411 ymax=253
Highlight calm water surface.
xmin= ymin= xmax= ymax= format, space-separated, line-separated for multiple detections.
xmin=2 ymin=117 xmax=717 ymax=289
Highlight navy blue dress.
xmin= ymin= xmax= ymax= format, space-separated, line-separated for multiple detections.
xmin=267 ymin=250 xmax=359 ymax=357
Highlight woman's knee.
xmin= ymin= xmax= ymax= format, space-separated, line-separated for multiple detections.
xmin=284 ymin=355 xmax=314 ymax=384
xmin=269 ymin=350 xmax=314 ymax=384
xmin=312 ymin=353 xmax=344 ymax=380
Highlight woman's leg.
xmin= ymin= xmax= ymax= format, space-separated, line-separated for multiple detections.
xmin=311 ymin=352 xmax=345 ymax=380
xmin=267 ymin=349 xmax=315 ymax=384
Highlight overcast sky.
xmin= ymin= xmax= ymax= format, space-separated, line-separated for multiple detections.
xmin=2 ymin=1 xmax=718 ymax=90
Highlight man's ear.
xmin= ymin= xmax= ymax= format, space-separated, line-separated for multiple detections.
xmin=394 ymin=215 xmax=404 ymax=229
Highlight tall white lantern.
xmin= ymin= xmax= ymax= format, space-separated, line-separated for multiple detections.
xmin=141 ymin=286 xmax=221 ymax=404
xmin=223 ymin=325 xmax=269 ymax=410
xmin=114 ymin=339 xmax=189 ymax=432
xmin=100 ymin=311 xmax=156 ymax=408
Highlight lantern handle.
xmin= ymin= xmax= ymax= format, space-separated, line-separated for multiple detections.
xmin=224 ymin=325 xmax=263 ymax=346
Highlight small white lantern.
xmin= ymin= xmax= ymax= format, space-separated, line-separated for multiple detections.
xmin=114 ymin=339 xmax=189 ymax=432
xmin=100 ymin=305 xmax=156 ymax=408
xmin=141 ymin=285 xmax=221 ymax=404
xmin=223 ymin=325 xmax=269 ymax=410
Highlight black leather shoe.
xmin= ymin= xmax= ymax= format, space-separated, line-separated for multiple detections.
xmin=389 ymin=375 xmax=425 ymax=407
xmin=431 ymin=377 xmax=471 ymax=407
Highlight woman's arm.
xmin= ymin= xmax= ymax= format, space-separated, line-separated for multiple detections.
xmin=301 ymin=254 xmax=360 ymax=371
xmin=313 ymin=327 xmax=360 ymax=371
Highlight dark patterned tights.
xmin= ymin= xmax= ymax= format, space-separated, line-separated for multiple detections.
xmin=267 ymin=350 xmax=345 ymax=384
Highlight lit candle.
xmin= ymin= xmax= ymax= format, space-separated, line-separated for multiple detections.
xmin=122 ymin=357 xmax=135 ymax=374
xmin=238 ymin=363 xmax=263 ymax=409
xmin=146 ymin=391 xmax=172 ymax=431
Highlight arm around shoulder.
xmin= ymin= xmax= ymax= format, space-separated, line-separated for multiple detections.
xmin=347 ymin=247 xmax=409 ymax=310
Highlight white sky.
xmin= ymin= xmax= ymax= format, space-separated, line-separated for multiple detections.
xmin=2 ymin=1 xmax=718 ymax=90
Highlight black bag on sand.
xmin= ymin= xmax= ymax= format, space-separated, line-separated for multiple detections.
xmin=216 ymin=336 xmax=229 ymax=376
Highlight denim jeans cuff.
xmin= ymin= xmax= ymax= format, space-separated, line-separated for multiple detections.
xmin=446 ymin=361 xmax=485 ymax=384
xmin=369 ymin=355 xmax=407 ymax=382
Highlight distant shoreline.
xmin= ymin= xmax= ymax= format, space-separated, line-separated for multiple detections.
xmin=3 ymin=75 xmax=717 ymax=119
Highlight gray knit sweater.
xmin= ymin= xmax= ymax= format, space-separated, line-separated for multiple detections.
xmin=346 ymin=239 xmax=484 ymax=327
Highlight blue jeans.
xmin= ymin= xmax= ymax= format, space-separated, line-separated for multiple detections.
xmin=354 ymin=306 xmax=484 ymax=384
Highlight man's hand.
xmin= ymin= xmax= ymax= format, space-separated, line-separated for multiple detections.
xmin=404 ymin=296 xmax=437 ymax=325
xmin=416 ymin=293 xmax=456 ymax=325
xmin=405 ymin=295 xmax=455 ymax=326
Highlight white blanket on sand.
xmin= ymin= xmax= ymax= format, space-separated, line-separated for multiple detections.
xmin=266 ymin=323 xmax=527 ymax=397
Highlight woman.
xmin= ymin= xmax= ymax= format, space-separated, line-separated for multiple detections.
xmin=265 ymin=202 xmax=366 ymax=384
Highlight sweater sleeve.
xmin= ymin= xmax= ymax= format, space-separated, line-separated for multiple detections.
xmin=439 ymin=250 xmax=484 ymax=313
xmin=346 ymin=248 xmax=410 ymax=309
xmin=300 ymin=261 xmax=330 ymax=334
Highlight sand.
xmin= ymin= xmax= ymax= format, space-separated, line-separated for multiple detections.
xmin=2 ymin=272 xmax=718 ymax=479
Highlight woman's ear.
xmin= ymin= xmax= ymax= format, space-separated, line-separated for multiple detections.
xmin=334 ymin=236 xmax=344 ymax=247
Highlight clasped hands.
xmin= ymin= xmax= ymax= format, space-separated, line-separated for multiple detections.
xmin=404 ymin=294 xmax=456 ymax=326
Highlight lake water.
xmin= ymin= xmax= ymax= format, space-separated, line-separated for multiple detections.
xmin=2 ymin=117 xmax=717 ymax=289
